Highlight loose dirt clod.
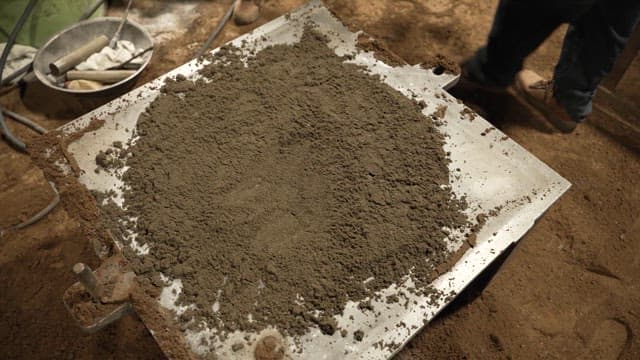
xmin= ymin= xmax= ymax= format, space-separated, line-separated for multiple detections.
xmin=460 ymin=108 xmax=477 ymax=122
xmin=356 ymin=33 xmax=406 ymax=66
xmin=254 ymin=336 xmax=285 ymax=360
xmin=95 ymin=141 xmax=128 ymax=171
xmin=109 ymin=29 xmax=468 ymax=337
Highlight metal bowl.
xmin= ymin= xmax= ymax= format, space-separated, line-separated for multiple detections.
xmin=26 ymin=17 xmax=153 ymax=118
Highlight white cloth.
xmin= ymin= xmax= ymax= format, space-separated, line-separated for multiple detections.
xmin=75 ymin=40 xmax=143 ymax=71
xmin=0 ymin=43 xmax=37 ymax=84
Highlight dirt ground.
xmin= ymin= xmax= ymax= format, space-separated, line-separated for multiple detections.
xmin=1 ymin=0 xmax=639 ymax=359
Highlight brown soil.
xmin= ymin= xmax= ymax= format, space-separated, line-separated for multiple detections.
xmin=62 ymin=284 xmax=123 ymax=327
xmin=1 ymin=0 xmax=639 ymax=359
xmin=356 ymin=33 xmax=407 ymax=67
xmin=112 ymin=29 xmax=467 ymax=337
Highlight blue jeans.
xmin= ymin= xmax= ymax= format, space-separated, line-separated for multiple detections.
xmin=468 ymin=0 xmax=640 ymax=121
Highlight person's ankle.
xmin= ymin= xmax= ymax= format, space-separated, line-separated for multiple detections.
xmin=515 ymin=70 xmax=581 ymax=133
xmin=551 ymin=91 xmax=588 ymax=122
xmin=550 ymin=97 xmax=574 ymax=120
xmin=548 ymin=97 xmax=582 ymax=132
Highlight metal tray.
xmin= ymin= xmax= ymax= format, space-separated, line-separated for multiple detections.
xmin=61 ymin=1 xmax=570 ymax=358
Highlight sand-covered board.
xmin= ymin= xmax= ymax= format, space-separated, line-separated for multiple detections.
xmin=61 ymin=1 xmax=570 ymax=359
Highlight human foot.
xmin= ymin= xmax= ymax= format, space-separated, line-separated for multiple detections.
xmin=515 ymin=70 xmax=580 ymax=133
xmin=459 ymin=56 xmax=508 ymax=93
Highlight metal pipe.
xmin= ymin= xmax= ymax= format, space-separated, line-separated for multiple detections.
xmin=106 ymin=45 xmax=153 ymax=70
xmin=196 ymin=0 xmax=240 ymax=59
xmin=49 ymin=35 xmax=110 ymax=76
xmin=73 ymin=263 xmax=102 ymax=300
xmin=109 ymin=0 xmax=134 ymax=48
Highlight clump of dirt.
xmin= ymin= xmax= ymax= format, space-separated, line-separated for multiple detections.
xmin=62 ymin=285 xmax=122 ymax=327
xmin=111 ymin=28 xmax=469 ymax=336
xmin=94 ymin=140 xmax=131 ymax=174
xmin=254 ymin=335 xmax=285 ymax=360
xmin=356 ymin=33 xmax=406 ymax=66
xmin=95 ymin=148 xmax=125 ymax=172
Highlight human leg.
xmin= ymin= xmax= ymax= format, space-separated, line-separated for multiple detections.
xmin=464 ymin=0 xmax=599 ymax=87
xmin=553 ymin=0 xmax=640 ymax=120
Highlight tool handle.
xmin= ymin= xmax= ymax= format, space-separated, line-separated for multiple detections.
xmin=67 ymin=70 xmax=135 ymax=83
xmin=73 ymin=263 xmax=102 ymax=300
xmin=49 ymin=35 xmax=109 ymax=76
xmin=109 ymin=0 xmax=134 ymax=48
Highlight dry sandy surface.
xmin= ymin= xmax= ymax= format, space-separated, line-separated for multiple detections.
xmin=1 ymin=0 xmax=639 ymax=359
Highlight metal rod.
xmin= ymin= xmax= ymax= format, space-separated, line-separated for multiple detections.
xmin=0 ymin=62 xmax=31 ymax=86
xmin=196 ymin=0 xmax=240 ymax=59
xmin=49 ymin=35 xmax=110 ymax=76
xmin=106 ymin=45 xmax=153 ymax=70
xmin=110 ymin=0 xmax=134 ymax=48
xmin=73 ymin=263 xmax=102 ymax=300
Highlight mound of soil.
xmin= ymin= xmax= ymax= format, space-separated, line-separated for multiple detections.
xmin=111 ymin=29 xmax=468 ymax=337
